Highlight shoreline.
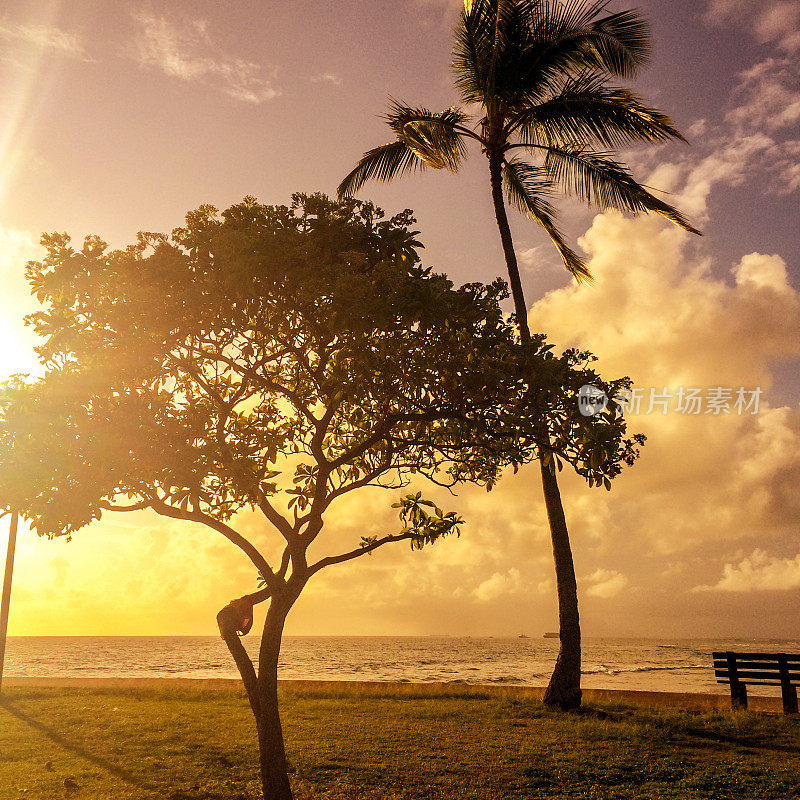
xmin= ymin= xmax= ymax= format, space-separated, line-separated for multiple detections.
xmin=3 ymin=677 xmax=780 ymax=712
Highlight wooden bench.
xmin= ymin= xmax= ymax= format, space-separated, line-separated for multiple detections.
xmin=713 ymin=651 xmax=799 ymax=713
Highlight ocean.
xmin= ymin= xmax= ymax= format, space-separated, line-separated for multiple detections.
xmin=4 ymin=636 xmax=798 ymax=695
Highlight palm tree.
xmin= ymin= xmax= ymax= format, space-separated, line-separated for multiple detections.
xmin=338 ymin=0 xmax=699 ymax=709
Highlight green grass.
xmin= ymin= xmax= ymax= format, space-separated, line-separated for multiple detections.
xmin=1 ymin=683 xmax=799 ymax=799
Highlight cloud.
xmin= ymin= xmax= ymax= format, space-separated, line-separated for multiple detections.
xmin=473 ymin=568 xmax=523 ymax=601
xmin=643 ymin=56 xmax=800 ymax=219
xmin=530 ymin=211 xmax=800 ymax=579
xmin=584 ymin=569 xmax=628 ymax=598
xmin=728 ymin=58 xmax=800 ymax=133
xmin=9 ymin=514 xmax=258 ymax=635
xmin=133 ymin=13 xmax=280 ymax=103
xmin=694 ymin=550 xmax=800 ymax=592
xmin=0 ymin=22 xmax=92 ymax=61
xmin=705 ymin=0 xmax=800 ymax=52
xmin=734 ymin=252 xmax=793 ymax=293
xmin=310 ymin=72 xmax=342 ymax=87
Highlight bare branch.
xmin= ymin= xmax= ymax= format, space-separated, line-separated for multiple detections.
xmin=308 ymin=532 xmax=416 ymax=575
xmin=99 ymin=500 xmax=152 ymax=513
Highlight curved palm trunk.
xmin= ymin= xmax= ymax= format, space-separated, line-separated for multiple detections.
xmin=488 ymin=154 xmax=582 ymax=710
xmin=219 ymin=594 xmax=295 ymax=800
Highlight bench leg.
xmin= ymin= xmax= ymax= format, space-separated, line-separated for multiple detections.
xmin=730 ymin=681 xmax=748 ymax=710
xmin=782 ymin=684 xmax=798 ymax=714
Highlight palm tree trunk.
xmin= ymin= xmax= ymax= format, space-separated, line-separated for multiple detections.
xmin=488 ymin=154 xmax=582 ymax=710
xmin=488 ymin=155 xmax=530 ymax=345
xmin=539 ymin=465 xmax=582 ymax=710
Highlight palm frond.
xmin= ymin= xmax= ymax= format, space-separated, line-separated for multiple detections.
xmin=337 ymin=141 xmax=424 ymax=199
xmin=491 ymin=1 xmax=540 ymax=67
xmin=543 ymin=147 xmax=702 ymax=234
xmin=386 ymin=102 xmax=470 ymax=172
xmin=454 ymin=0 xmax=499 ymax=104
xmin=589 ymin=9 xmax=651 ymax=76
xmin=511 ymin=71 xmax=686 ymax=148
xmin=510 ymin=2 xmax=650 ymax=104
xmin=503 ymin=157 xmax=592 ymax=282
xmin=455 ymin=0 xmax=541 ymax=107
xmin=533 ymin=2 xmax=650 ymax=76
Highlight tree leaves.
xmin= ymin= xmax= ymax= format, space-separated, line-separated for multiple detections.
xmin=0 ymin=195 xmax=644 ymax=571
xmin=542 ymin=146 xmax=702 ymax=234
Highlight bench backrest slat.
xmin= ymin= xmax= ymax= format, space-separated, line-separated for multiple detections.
xmin=712 ymin=651 xmax=800 ymax=663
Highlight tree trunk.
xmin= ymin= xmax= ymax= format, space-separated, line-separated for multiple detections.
xmin=218 ymin=593 xmax=295 ymax=800
xmin=539 ymin=462 xmax=582 ymax=709
xmin=488 ymin=154 xmax=582 ymax=710
xmin=488 ymin=154 xmax=530 ymax=345
xmin=256 ymin=600 xmax=293 ymax=800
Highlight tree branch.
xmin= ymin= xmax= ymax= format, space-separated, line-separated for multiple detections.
xmin=217 ymin=602 xmax=261 ymax=716
xmin=308 ymin=532 xmax=415 ymax=575
xmin=148 ymin=497 xmax=281 ymax=591
xmin=100 ymin=500 xmax=152 ymax=513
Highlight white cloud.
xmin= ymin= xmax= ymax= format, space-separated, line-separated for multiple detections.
xmin=705 ymin=0 xmax=800 ymax=52
xmin=310 ymin=72 xmax=342 ymax=87
xmin=0 ymin=22 xmax=91 ymax=61
xmin=734 ymin=252 xmax=793 ymax=294
xmin=584 ymin=569 xmax=628 ymax=598
xmin=644 ymin=55 xmax=799 ymax=214
xmin=133 ymin=13 xmax=280 ymax=103
xmin=728 ymin=58 xmax=800 ymax=133
xmin=473 ymin=568 xmax=523 ymax=601
xmin=530 ymin=210 xmax=800 ymax=566
xmin=694 ymin=550 xmax=800 ymax=592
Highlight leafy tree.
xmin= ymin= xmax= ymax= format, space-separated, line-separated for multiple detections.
xmin=0 ymin=195 xmax=642 ymax=800
xmin=338 ymin=0 xmax=697 ymax=708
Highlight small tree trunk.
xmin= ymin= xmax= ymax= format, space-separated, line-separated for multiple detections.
xmin=218 ymin=593 xmax=295 ymax=800
xmin=488 ymin=154 xmax=582 ymax=710
xmin=255 ymin=599 xmax=293 ymax=800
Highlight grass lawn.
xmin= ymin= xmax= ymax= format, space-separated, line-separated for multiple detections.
xmin=1 ymin=682 xmax=799 ymax=799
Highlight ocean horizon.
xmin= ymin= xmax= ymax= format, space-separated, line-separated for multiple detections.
xmin=4 ymin=635 xmax=797 ymax=695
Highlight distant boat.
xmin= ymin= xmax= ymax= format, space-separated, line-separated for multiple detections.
xmin=543 ymin=632 xmax=559 ymax=639
xmin=518 ymin=634 xmax=529 ymax=639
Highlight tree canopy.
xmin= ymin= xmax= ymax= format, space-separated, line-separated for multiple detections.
xmin=0 ymin=194 xmax=641 ymax=585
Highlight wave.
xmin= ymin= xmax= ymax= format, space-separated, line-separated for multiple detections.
xmin=582 ymin=664 xmax=707 ymax=676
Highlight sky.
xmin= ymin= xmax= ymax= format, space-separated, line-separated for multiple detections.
xmin=0 ymin=0 xmax=798 ymax=638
